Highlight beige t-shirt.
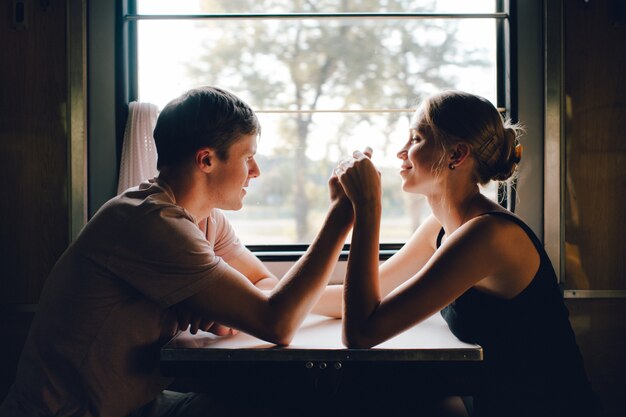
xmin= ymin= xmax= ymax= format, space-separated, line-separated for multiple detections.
xmin=0 ymin=179 xmax=245 ymax=417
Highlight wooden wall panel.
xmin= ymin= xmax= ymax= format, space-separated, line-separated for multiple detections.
xmin=0 ymin=311 xmax=34 ymax=399
xmin=0 ymin=1 xmax=69 ymax=303
xmin=566 ymin=299 xmax=626 ymax=417
xmin=563 ymin=0 xmax=626 ymax=289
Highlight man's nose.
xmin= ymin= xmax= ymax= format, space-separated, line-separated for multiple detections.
xmin=250 ymin=160 xmax=260 ymax=178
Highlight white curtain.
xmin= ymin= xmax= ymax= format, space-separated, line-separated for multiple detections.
xmin=117 ymin=102 xmax=159 ymax=194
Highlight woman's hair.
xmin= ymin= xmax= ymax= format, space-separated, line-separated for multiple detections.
xmin=153 ymin=86 xmax=260 ymax=170
xmin=420 ymin=90 xmax=523 ymax=184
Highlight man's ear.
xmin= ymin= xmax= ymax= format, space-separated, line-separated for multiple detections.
xmin=196 ymin=148 xmax=216 ymax=173
xmin=449 ymin=143 xmax=471 ymax=166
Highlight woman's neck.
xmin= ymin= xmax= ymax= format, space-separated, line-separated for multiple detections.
xmin=427 ymin=184 xmax=484 ymax=236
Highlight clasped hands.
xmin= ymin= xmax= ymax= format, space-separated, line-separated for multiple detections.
xmin=331 ymin=146 xmax=382 ymax=207
xmin=175 ymin=147 xmax=381 ymax=338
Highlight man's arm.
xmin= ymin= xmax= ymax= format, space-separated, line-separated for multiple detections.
xmin=173 ymin=248 xmax=278 ymax=334
xmin=197 ymin=216 xmax=280 ymax=291
xmin=312 ymin=215 xmax=441 ymax=318
xmin=179 ymin=187 xmax=353 ymax=345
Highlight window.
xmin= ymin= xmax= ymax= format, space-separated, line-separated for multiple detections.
xmin=124 ymin=0 xmax=512 ymax=248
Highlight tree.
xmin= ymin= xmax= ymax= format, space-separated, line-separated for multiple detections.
xmin=188 ymin=0 xmax=490 ymax=241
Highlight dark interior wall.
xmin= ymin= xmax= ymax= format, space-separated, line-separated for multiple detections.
xmin=562 ymin=0 xmax=626 ymax=291
xmin=0 ymin=0 xmax=68 ymax=305
xmin=0 ymin=0 xmax=69 ymax=399
xmin=561 ymin=1 xmax=626 ymax=416
xmin=567 ymin=299 xmax=626 ymax=417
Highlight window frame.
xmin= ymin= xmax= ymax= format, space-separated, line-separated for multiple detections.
xmin=118 ymin=0 xmax=517 ymax=260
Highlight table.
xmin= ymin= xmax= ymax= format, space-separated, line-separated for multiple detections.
xmin=161 ymin=313 xmax=483 ymax=414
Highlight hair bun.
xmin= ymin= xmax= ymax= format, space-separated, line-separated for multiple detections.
xmin=489 ymin=128 xmax=521 ymax=182
xmin=512 ymin=143 xmax=523 ymax=164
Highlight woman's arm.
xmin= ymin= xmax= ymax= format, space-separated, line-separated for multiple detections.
xmin=333 ymin=150 xmax=384 ymax=345
xmin=342 ymin=215 xmax=512 ymax=348
xmin=312 ymin=214 xmax=441 ymax=318
xmin=377 ymin=214 xmax=441 ymax=294
xmin=227 ymin=248 xmax=279 ymax=291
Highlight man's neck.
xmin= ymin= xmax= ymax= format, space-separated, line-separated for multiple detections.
xmin=158 ymin=171 xmax=213 ymax=222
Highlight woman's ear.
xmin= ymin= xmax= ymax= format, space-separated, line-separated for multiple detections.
xmin=449 ymin=143 xmax=471 ymax=166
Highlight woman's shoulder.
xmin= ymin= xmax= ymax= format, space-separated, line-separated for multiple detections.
xmin=470 ymin=208 xmax=538 ymax=243
xmin=443 ymin=209 xmax=539 ymax=277
xmin=464 ymin=209 xmax=530 ymax=245
xmin=418 ymin=214 xmax=445 ymax=250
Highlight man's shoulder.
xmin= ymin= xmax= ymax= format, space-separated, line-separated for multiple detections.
xmin=104 ymin=181 xmax=191 ymax=222
xmin=79 ymin=183 xmax=195 ymax=247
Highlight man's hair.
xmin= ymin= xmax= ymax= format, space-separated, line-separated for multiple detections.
xmin=153 ymin=86 xmax=260 ymax=170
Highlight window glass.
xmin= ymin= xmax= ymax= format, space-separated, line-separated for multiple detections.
xmin=137 ymin=0 xmax=497 ymax=15
xmin=134 ymin=1 xmax=499 ymax=244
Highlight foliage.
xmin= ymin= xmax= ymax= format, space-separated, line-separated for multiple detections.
xmin=187 ymin=0 xmax=490 ymax=241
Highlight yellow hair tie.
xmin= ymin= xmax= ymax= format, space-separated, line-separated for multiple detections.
xmin=512 ymin=144 xmax=523 ymax=164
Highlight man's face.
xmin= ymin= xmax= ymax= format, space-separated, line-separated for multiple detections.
xmin=210 ymin=133 xmax=260 ymax=211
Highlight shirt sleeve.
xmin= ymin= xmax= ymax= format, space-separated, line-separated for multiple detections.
xmin=209 ymin=209 xmax=246 ymax=262
xmin=107 ymin=206 xmax=228 ymax=308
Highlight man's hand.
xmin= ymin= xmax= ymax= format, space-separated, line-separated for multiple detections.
xmin=174 ymin=304 xmax=238 ymax=335
xmin=329 ymin=166 xmax=355 ymax=227
xmin=334 ymin=147 xmax=381 ymax=207
xmin=205 ymin=322 xmax=237 ymax=336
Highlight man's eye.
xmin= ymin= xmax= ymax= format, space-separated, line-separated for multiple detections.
xmin=410 ymin=137 xmax=419 ymax=144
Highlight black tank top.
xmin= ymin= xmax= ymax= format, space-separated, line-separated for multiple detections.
xmin=438 ymin=211 xmax=598 ymax=417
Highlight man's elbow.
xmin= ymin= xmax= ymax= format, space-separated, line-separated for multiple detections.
xmin=262 ymin=315 xmax=297 ymax=346
xmin=264 ymin=328 xmax=294 ymax=347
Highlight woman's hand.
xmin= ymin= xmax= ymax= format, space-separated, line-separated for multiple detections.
xmin=334 ymin=147 xmax=381 ymax=208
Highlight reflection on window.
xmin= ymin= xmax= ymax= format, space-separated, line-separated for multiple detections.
xmin=134 ymin=0 xmax=500 ymax=245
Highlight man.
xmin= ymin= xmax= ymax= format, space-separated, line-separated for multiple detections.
xmin=0 ymin=87 xmax=353 ymax=417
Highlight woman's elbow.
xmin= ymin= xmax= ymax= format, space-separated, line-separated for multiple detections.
xmin=342 ymin=329 xmax=376 ymax=349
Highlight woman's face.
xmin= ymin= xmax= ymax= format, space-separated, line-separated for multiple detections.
xmin=397 ymin=112 xmax=444 ymax=194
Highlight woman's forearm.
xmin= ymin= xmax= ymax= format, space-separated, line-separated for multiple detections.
xmin=312 ymin=284 xmax=343 ymax=318
xmin=342 ymin=205 xmax=382 ymax=347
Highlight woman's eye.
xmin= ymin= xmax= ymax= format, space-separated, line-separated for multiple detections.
xmin=409 ymin=128 xmax=420 ymax=144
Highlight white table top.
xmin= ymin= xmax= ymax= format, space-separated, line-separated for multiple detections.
xmin=162 ymin=313 xmax=482 ymax=362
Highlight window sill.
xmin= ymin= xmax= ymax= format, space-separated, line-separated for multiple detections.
xmin=250 ymin=245 xmax=402 ymax=262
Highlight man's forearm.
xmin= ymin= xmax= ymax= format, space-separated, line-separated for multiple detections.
xmin=266 ymin=200 xmax=353 ymax=338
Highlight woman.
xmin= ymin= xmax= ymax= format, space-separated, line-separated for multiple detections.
xmin=329 ymin=91 xmax=598 ymax=417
